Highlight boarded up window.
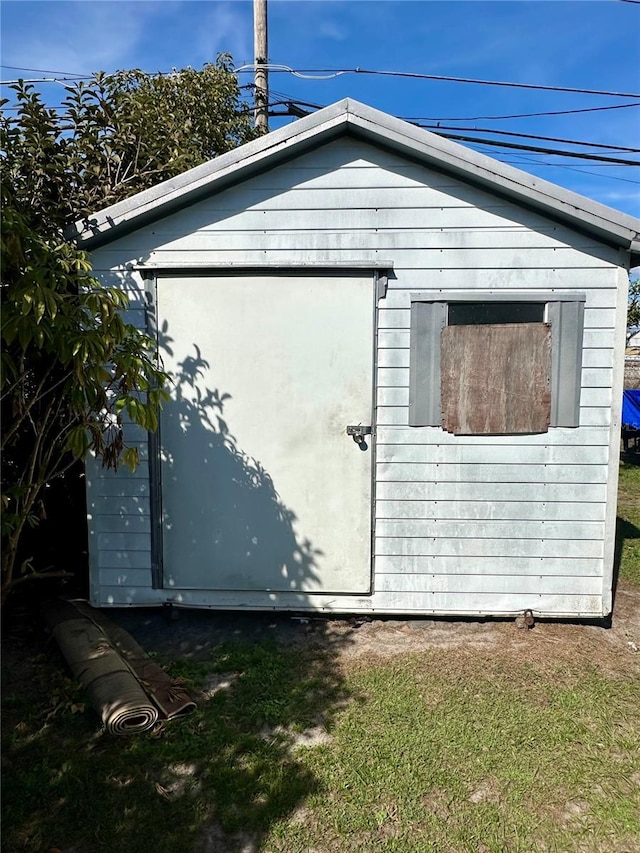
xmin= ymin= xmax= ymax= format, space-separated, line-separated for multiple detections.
xmin=408 ymin=293 xmax=584 ymax=430
xmin=440 ymin=323 xmax=552 ymax=435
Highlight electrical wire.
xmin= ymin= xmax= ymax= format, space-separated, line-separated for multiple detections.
xmin=413 ymin=124 xmax=640 ymax=153
xmin=235 ymin=63 xmax=347 ymax=81
xmin=261 ymin=95 xmax=640 ymax=163
xmin=0 ymin=64 xmax=89 ymax=76
xmin=235 ymin=64 xmax=640 ymax=99
xmin=492 ymin=156 xmax=640 ymax=185
xmin=426 ymin=130 xmax=640 ymax=165
xmin=399 ymin=102 xmax=640 ymax=122
xmin=3 ymin=68 xmax=637 ymax=166
xmin=256 ymin=85 xmax=640 ymax=125
xmin=475 ymin=146 xmax=640 ymax=184
xmin=0 ymin=77 xmax=88 ymax=86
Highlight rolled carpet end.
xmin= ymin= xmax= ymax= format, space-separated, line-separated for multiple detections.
xmin=103 ymin=698 xmax=159 ymax=735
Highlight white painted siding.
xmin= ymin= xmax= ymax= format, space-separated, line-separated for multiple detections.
xmin=88 ymin=138 xmax=624 ymax=616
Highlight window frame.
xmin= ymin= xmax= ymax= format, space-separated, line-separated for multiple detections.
xmin=408 ymin=290 xmax=586 ymax=431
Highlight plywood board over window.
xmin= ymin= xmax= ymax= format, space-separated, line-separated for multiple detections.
xmin=441 ymin=323 xmax=552 ymax=435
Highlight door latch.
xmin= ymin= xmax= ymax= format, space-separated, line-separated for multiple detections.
xmin=347 ymin=424 xmax=372 ymax=448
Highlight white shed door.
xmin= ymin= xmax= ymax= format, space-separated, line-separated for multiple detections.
xmin=156 ymin=273 xmax=374 ymax=594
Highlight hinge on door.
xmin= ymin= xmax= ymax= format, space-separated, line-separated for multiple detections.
xmin=375 ymin=271 xmax=388 ymax=301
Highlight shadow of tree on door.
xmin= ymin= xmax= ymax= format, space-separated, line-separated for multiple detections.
xmin=1 ymin=307 xmax=366 ymax=852
xmin=158 ymin=319 xmax=323 ymax=594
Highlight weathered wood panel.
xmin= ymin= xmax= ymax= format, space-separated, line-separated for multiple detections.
xmin=376 ymin=573 xmax=602 ymax=596
xmin=440 ymin=323 xmax=551 ymax=435
xmin=375 ymin=555 xmax=603 ymax=575
xmin=580 ymin=368 xmax=613 ymax=387
xmin=376 ymin=462 xmax=609 ymax=483
xmin=577 ymin=407 xmax=612 ymax=426
xmin=89 ymin=496 xmax=150 ymax=516
xmin=378 ymin=349 xmax=410 ymax=368
xmin=376 ymin=519 xmax=603 ymax=540
xmin=97 ymin=533 xmax=150 ymax=552
xmin=108 ymin=246 xmax=616 ymax=272
xmin=88 ymin=478 xmax=150 ymax=498
xmin=376 ymin=443 xmax=609 ymax=465
xmin=372 ymin=591 xmax=603 ymax=615
xmin=97 ymin=550 xmax=152 ymax=569
xmin=99 ymin=231 xmax=618 ymax=267
xmin=377 ymin=387 xmax=409 ymax=406
xmin=582 ymin=349 xmax=615 ymax=368
xmin=378 ymin=310 xmax=410 ymax=330
xmin=109 ymin=227 xmax=620 ymax=259
xmin=91 ymin=515 xmax=151 ymax=534
xmin=377 ymin=368 xmax=410 ymax=387
xmin=381 ymin=285 xmax=617 ymax=311
xmin=98 ymin=569 xmax=151 ymax=587
xmin=375 ymin=426 xmax=610 ymax=446
xmin=378 ymin=330 xmax=411 ymax=348
xmin=94 ymin=584 xmax=603 ymax=615
xmin=89 ymin=466 xmax=150 ymax=481
xmin=388 ymin=268 xmax=618 ymax=290
xmin=377 ymin=406 xmax=409 ymax=425
xmin=580 ymin=388 xmax=613 ymax=408
xmin=376 ymin=405 xmax=613 ymax=427
xmin=378 ymin=312 xmax=617 ymax=340
xmin=375 ymin=480 xmax=607 ymax=502
xmin=375 ymin=537 xmax=603 ymax=558
xmin=375 ymin=500 xmax=606 ymax=521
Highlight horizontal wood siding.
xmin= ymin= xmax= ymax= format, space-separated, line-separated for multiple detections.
xmin=88 ymin=137 xmax=621 ymax=614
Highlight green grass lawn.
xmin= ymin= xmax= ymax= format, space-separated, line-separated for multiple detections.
xmin=618 ymin=459 xmax=640 ymax=585
xmin=3 ymin=462 xmax=639 ymax=853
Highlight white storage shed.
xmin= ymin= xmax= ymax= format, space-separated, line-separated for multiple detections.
xmin=72 ymin=100 xmax=640 ymax=619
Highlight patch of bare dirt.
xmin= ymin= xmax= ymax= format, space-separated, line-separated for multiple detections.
xmin=94 ymin=580 xmax=640 ymax=681
xmin=3 ymin=581 xmax=638 ymax=701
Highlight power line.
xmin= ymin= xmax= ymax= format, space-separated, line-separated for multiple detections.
xmin=413 ymin=124 xmax=640 ymax=153
xmin=0 ymin=77 xmax=88 ymax=86
xmin=265 ymin=89 xmax=640 ymax=126
xmin=0 ymin=64 xmax=89 ymax=76
xmin=3 ymin=74 xmax=637 ymax=166
xmin=236 ymin=64 xmax=640 ymax=99
xmin=491 ymin=156 xmax=640 ymax=185
xmin=430 ymin=131 xmax=640 ymax=165
xmin=265 ymin=87 xmax=640 ymax=123
xmin=399 ymin=102 xmax=640 ymax=122
xmin=350 ymin=68 xmax=640 ymax=99
xmin=263 ymin=95 xmax=640 ymax=162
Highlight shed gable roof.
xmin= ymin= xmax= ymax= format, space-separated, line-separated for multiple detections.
xmin=69 ymin=98 xmax=640 ymax=261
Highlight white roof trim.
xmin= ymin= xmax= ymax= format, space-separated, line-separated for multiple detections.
xmin=68 ymin=98 xmax=640 ymax=258
xmin=131 ymin=260 xmax=394 ymax=271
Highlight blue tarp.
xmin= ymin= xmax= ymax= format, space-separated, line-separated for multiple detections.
xmin=622 ymin=390 xmax=640 ymax=429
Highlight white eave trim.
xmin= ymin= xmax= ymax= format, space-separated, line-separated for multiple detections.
xmin=131 ymin=260 xmax=395 ymax=271
xmin=68 ymin=98 xmax=640 ymax=257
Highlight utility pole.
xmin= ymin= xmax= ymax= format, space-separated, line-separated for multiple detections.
xmin=253 ymin=0 xmax=268 ymax=131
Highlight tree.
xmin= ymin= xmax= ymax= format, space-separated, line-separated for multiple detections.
xmin=1 ymin=59 xmax=258 ymax=603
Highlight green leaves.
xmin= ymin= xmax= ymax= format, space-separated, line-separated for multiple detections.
xmin=1 ymin=58 xmax=254 ymax=602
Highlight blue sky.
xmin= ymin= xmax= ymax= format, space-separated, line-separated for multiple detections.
xmin=2 ymin=0 xmax=639 ymax=216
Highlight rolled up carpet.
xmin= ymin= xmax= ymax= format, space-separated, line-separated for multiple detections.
xmin=69 ymin=600 xmax=196 ymax=721
xmin=46 ymin=608 xmax=159 ymax=735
